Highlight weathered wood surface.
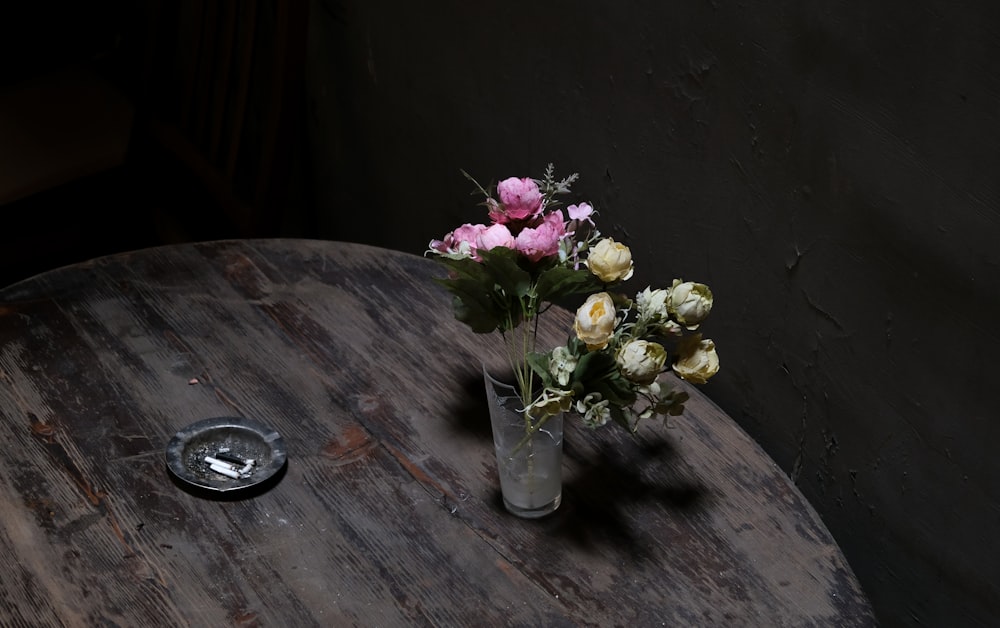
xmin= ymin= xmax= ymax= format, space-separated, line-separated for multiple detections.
xmin=0 ymin=239 xmax=877 ymax=627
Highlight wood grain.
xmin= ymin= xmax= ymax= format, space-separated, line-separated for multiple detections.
xmin=0 ymin=239 xmax=876 ymax=626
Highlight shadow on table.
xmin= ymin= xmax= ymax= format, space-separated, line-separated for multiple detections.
xmin=442 ymin=370 xmax=500 ymax=441
xmin=548 ymin=438 xmax=709 ymax=557
xmin=446 ymin=372 xmax=710 ymax=557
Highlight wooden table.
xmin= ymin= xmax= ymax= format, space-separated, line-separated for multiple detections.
xmin=0 ymin=239 xmax=877 ymax=626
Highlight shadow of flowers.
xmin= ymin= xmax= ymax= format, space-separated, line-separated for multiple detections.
xmin=444 ymin=372 xmax=710 ymax=558
xmin=543 ymin=436 xmax=710 ymax=559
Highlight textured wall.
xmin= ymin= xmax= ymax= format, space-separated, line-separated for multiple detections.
xmin=304 ymin=0 xmax=1000 ymax=624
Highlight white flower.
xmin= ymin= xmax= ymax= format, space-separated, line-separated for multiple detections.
xmin=548 ymin=345 xmax=578 ymax=386
xmin=636 ymin=286 xmax=669 ymax=321
xmin=616 ymin=339 xmax=667 ymax=385
xmin=576 ymin=393 xmax=612 ymax=428
xmin=586 ymin=238 xmax=634 ymax=283
xmin=574 ymin=292 xmax=617 ymax=350
xmin=667 ymin=280 xmax=713 ymax=329
xmin=672 ymin=334 xmax=720 ymax=384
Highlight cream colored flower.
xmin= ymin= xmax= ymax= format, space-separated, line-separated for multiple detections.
xmin=576 ymin=392 xmax=612 ymax=428
xmin=616 ymin=339 xmax=667 ymax=385
xmin=672 ymin=334 xmax=720 ymax=384
xmin=526 ymin=387 xmax=575 ymax=418
xmin=636 ymin=286 xmax=669 ymax=321
xmin=548 ymin=345 xmax=578 ymax=386
xmin=668 ymin=280 xmax=713 ymax=329
xmin=587 ymin=238 xmax=634 ymax=283
xmin=573 ymin=292 xmax=617 ymax=350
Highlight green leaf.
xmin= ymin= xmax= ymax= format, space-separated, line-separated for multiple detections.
xmin=432 ymin=252 xmax=528 ymax=333
xmin=570 ymin=350 xmax=604 ymax=382
xmin=572 ymin=351 xmax=637 ymax=407
xmin=477 ymin=247 xmax=533 ymax=299
xmin=433 ymin=259 xmax=505 ymax=333
xmin=433 ymin=279 xmax=503 ymax=333
xmin=432 ymin=255 xmax=491 ymax=284
xmin=526 ymin=352 xmax=554 ymax=388
xmin=593 ymin=375 xmax=637 ymax=407
xmin=451 ymin=295 xmax=503 ymax=333
xmin=535 ymin=266 xmax=602 ymax=302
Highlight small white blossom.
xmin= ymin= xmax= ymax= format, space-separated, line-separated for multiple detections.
xmin=576 ymin=393 xmax=612 ymax=428
xmin=636 ymin=286 xmax=670 ymax=321
xmin=548 ymin=346 xmax=578 ymax=386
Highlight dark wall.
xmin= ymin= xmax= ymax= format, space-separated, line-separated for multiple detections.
xmin=305 ymin=0 xmax=1000 ymax=625
xmin=0 ymin=2 xmax=126 ymax=86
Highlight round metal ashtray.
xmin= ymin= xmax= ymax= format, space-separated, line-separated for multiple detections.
xmin=165 ymin=416 xmax=287 ymax=495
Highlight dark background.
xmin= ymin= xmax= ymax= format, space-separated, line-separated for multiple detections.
xmin=2 ymin=1 xmax=998 ymax=626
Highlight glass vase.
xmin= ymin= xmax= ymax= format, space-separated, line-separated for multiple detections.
xmin=483 ymin=366 xmax=564 ymax=519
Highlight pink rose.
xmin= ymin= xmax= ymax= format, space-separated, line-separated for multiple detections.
xmin=514 ymin=210 xmax=566 ymax=262
xmin=476 ymin=223 xmax=515 ymax=252
xmin=491 ymin=177 xmax=544 ymax=223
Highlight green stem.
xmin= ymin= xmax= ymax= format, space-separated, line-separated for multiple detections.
xmin=498 ymin=292 xmax=549 ymax=458
xmin=511 ymin=411 xmax=553 ymax=454
xmin=503 ymin=295 xmax=539 ymax=417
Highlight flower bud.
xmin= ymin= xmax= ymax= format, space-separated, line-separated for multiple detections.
xmin=672 ymin=334 xmax=720 ymax=384
xmin=616 ymin=339 xmax=667 ymax=385
xmin=668 ymin=280 xmax=713 ymax=329
xmin=493 ymin=177 xmax=544 ymax=222
xmin=587 ymin=238 xmax=634 ymax=283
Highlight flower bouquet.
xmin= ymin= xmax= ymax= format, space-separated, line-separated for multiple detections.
xmin=427 ymin=164 xmax=720 ymax=517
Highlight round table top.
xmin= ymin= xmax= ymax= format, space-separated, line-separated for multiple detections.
xmin=0 ymin=238 xmax=876 ymax=626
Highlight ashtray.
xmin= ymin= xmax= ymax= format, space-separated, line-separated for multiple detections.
xmin=165 ymin=416 xmax=287 ymax=496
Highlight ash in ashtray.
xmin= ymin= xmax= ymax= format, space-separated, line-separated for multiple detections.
xmin=166 ymin=417 xmax=287 ymax=495
xmin=182 ymin=432 xmax=271 ymax=481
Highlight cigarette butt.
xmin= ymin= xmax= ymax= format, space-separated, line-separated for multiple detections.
xmin=204 ymin=456 xmax=239 ymax=471
xmin=214 ymin=452 xmax=245 ymax=465
xmin=209 ymin=463 xmax=240 ymax=479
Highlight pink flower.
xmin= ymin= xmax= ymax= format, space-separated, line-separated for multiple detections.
xmin=430 ymin=223 xmax=487 ymax=259
xmin=515 ymin=210 xmax=566 ymax=262
xmin=567 ymin=202 xmax=594 ymax=223
xmin=490 ymin=177 xmax=544 ymax=223
xmin=476 ymin=223 xmax=515 ymax=252
xmin=452 ymin=223 xmax=486 ymax=244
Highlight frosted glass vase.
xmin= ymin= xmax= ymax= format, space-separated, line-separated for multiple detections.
xmin=483 ymin=366 xmax=564 ymax=519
